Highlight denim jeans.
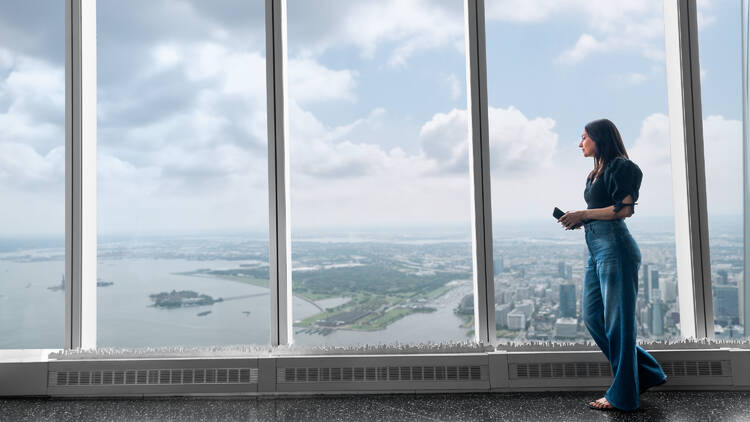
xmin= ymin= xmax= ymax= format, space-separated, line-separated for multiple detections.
xmin=582 ymin=219 xmax=667 ymax=411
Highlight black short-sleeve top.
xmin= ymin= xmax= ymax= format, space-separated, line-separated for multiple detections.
xmin=584 ymin=156 xmax=643 ymax=212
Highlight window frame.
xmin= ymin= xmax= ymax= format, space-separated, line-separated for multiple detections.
xmin=53 ymin=0 xmax=724 ymax=351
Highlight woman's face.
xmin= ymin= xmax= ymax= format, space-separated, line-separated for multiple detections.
xmin=579 ymin=129 xmax=597 ymax=158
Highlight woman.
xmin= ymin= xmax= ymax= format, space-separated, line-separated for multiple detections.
xmin=558 ymin=118 xmax=667 ymax=411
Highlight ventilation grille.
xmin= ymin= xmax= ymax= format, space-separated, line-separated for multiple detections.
xmin=278 ymin=365 xmax=484 ymax=383
xmin=661 ymin=360 xmax=726 ymax=377
xmin=512 ymin=362 xmax=612 ymax=379
xmin=49 ymin=368 xmax=258 ymax=387
xmin=512 ymin=360 xmax=728 ymax=379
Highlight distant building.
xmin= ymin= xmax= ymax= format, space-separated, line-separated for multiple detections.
xmin=558 ymin=261 xmax=566 ymax=279
xmin=507 ymin=309 xmax=526 ymax=330
xmin=662 ymin=279 xmax=678 ymax=303
xmin=559 ymin=283 xmax=576 ymax=318
xmin=714 ymin=285 xmax=739 ymax=320
xmin=642 ymin=264 xmax=650 ymax=303
xmin=651 ymin=300 xmax=665 ymax=336
xmin=554 ymin=317 xmax=577 ymax=338
xmin=651 ymin=269 xmax=660 ymax=290
xmin=717 ymin=270 xmax=729 ymax=285
xmin=514 ymin=299 xmax=534 ymax=319
xmin=651 ymin=288 xmax=661 ymax=306
xmin=495 ymin=304 xmax=512 ymax=328
xmin=495 ymin=256 xmax=504 ymax=276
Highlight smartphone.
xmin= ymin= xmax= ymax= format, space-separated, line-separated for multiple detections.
xmin=553 ymin=207 xmax=565 ymax=220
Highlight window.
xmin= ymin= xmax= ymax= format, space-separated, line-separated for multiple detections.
xmin=286 ymin=0 xmax=475 ymax=345
xmin=0 ymin=2 xmax=65 ymax=348
xmin=96 ymin=0 xmax=269 ymax=347
xmin=697 ymin=1 xmax=745 ymax=339
xmin=484 ymin=1 xmax=680 ymax=342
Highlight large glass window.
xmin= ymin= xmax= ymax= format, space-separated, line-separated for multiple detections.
xmin=286 ymin=0 xmax=474 ymax=346
xmin=0 ymin=2 xmax=65 ymax=349
xmin=485 ymin=1 xmax=679 ymax=342
xmin=96 ymin=0 xmax=269 ymax=347
xmin=698 ymin=1 xmax=745 ymax=339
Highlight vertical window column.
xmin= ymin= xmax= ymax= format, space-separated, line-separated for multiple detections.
xmin=267 ymin=0 xmax=292 ymax=346
xmin=65 ymin=0 xmax=97 ymax=350
xmin=465 ymin=0 xmax=495 ymax=344
xmin=663 ymin=0 xmax=713 ymax=338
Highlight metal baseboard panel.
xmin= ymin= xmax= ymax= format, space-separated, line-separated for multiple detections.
xmin=46 ymin=358 xmax=259 ymax=396
xmin=274 ymin=354 xmax=490 ymax=393
xmin=1 ymin=349 xmax=748 ymax=397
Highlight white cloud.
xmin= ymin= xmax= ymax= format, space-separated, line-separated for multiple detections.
xmin=702 ymin=115 xmax=742 ymax=215
xmin=289 ymin=0 xmax=465 ymax=68
xmin=628 ymin=113 xmax=743 ymax=217
xmin=628 ymin=113 xmax=674 ymax=216
xmin=558 ymin=34 xmax=605 ymax=65
xmin=627 ymin=72 xmax=647 ymax=84
xmin=487 ymin=106 xmax=558 ymax=175
xmin=288 ymin=58 xmax=358 ymax=104
xmin=488 ymin=0 xmax=674 ymax=64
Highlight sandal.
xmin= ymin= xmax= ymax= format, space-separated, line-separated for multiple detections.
xmin=586 ymin=397 xmax=615 ymax=411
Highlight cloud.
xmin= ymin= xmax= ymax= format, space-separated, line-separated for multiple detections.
xmin=487 ymin=1 xmax=675 ymax=64
xmin=558 ymin=34 xmax=605 ymax=65
xmin=702 ymin=115 xmax=742 ymax=215
xmin=288 ymin=58 xmax=358 ymax=105
xmin=287 ymin=0 xmax=464 ymax=68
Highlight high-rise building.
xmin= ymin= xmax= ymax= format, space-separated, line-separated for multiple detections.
xmin=507 ymin=309 xmax=526 ymax=330
xmin=714 ymin=285 xmax=739 ymax=320
xmin=495 ymin=304 xmax=512 ymax=328
xmin=740 ymin=279 xmax=744 ymax=325
xmin=554 ymin=317 xmax=577 ymax=338
xmin=662 ymin=279 xmax=678 ymax=303
xmin=495 ymin=255 xmax=504 ymax=276
xmin=651 ymin=300 xmax=665 ymax=336
xmin=651 ymin=269 xmax=660 ymax=290
xmin=559 ymin=283 xmax=576 ymax=318
xmin=642 ymin=263 xmax=650 ymax=303
xmin=718 ymin=270 xmax=729 ymax=285
xmin=565 ymin=264 xmax=573 ymax=281
xmin=515 ymin=299 xmax=535 ymax=319
xmin=558 ymin=261 xmax=566 ymax=279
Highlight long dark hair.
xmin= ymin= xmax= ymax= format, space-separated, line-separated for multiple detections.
xmin=585 ymin=118 xmax=629 ymax=180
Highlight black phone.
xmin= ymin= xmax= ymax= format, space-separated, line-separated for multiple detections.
xmin=553 ymin=207 xmax=565 ymax=220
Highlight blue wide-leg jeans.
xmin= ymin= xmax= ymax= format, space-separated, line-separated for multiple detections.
xmin=582 ymin=219 xmax=667 ymax=411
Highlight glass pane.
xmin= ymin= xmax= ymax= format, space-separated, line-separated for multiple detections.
xmin=698 ymin=1 xmax=745 ymax=339
xmin=485 ymin=1 xmax=679 ymax=342
xmin=287 ymin=0 xmax=474 ymax=346
xmin=0 ymin=2 xmax=65 ymax=348
xmin=97 ymin=0 xmax=269 ymax=347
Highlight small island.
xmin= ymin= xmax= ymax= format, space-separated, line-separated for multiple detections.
xmin=149 ymin=289 xmax=222 ymax=309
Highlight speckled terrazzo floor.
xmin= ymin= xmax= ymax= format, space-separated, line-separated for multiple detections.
xmin=1 ymin=391 xmax=749 ymax=422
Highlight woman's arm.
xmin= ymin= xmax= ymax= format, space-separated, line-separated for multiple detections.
xmin=558 ymin=195 xmax=635 ymax=229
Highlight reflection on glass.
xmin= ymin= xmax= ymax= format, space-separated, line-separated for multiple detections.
xmin=96 ymin=0 xmax=269 ymax=347
xmin=0 ymin=3 xmax=65 ymax=348
xmin=698 ymin=1 xmax=745 ymax=339
xmin=485 ymin=1 xmax=679 ymax=342
xmin=286 ymin=0 xmax=474 ymax=346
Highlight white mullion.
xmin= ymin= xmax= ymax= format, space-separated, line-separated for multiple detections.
xmin=266 ymin=0 xmax=292 ymax=346
xmin=65 ymin=0 xmax=97 ymax=350
xmin=465 ymin=0 xmax=495 ymax=344
xmin=742 ymin=0 xmax=750 ymax=334
xmin=663 ymin=0 xmax=713 ymax=339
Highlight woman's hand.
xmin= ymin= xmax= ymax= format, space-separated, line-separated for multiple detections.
xmin=559 ymin=210 xmax=586 ymax=230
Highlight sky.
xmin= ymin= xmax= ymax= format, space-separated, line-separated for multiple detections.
xmin=0 ymin=0 xmax=742 ymax=237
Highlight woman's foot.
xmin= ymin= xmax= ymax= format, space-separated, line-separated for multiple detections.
xmin=587 ymin=397 xmax=615 ymax=410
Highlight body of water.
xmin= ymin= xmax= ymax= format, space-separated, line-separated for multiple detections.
xmin=1 ymin=258 xmax=472 ymax=349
